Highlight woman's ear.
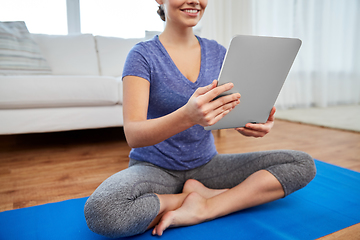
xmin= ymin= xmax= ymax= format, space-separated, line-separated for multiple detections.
xmin=155 ymin=0 xmax=163 ymax=5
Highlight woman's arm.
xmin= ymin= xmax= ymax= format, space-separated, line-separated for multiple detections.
xmin=123 ymin=76 xmax=240 ymax=148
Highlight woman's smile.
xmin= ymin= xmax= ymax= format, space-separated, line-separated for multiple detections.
xmin=181 ymin=8 xmax=200 ymax=17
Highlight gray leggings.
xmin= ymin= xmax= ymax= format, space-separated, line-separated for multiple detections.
xmin=84 ymin=150 xmax=316 ymax=238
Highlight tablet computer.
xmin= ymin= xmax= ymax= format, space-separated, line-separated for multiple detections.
xmin=205 ymin=35 xmax=301 ymax=130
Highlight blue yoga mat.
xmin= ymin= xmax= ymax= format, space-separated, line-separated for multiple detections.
xmin=1 ymin=160 xmax=359 ymax=240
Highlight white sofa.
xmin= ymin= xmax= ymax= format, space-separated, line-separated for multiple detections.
xmin=0 ymin=33 xmax=142 ymax=135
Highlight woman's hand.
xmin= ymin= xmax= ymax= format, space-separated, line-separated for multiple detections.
xmin=235 ymin=107 xmax=276 ymax=138
xmin=184 ymin=80 xmax=241 ymax=127
xmin=123 ymin=77 xmax=240 ymax=148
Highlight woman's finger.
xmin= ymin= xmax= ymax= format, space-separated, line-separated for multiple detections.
xmin=235 ymin=127 xmax=266 ymax=138
xmin=268 ymin=106 xmax=276 ymax=121
xmin=204 ymin=82 xmax=236 ymax=102
xmin=205 ymin=98 xmax=240 ymax=125
xmin=193 ymin=80 xmax=217 ymax=97
xmin=244 ymin=123 xmax=272 ymax=134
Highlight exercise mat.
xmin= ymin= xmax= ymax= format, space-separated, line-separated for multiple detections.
xmin=1 ymin=160 xmax=359 ymax=240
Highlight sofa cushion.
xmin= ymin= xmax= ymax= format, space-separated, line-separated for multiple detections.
xmin=0 ymin=21 xmax=52 ymax=75
xmin=0 ymin=76 xmax=118 ymax=109
xmin=95 ymin=36 xmax=142 ymax=77
xmin=32 ymin=34 xmax=100 ymax=75
xmin=0 ymin=105 xmax=123 ymax=134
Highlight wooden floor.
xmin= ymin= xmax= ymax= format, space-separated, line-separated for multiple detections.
xmin=0 ymin=120 xmax=359 ymax=239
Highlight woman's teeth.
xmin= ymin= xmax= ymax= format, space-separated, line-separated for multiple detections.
xmin=184 ymin=9 xmax=198 ymax=13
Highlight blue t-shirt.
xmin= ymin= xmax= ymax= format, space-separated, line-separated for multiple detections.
xmin=122 ymin=36 xmax=226 ymax=170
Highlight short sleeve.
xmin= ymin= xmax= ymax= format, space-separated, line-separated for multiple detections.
xmin=122 ymin=43 xmax=151 ymax=82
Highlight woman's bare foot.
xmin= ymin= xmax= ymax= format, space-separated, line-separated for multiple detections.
xmin=152 ymin=192 xmax=208 ymax=236
xmin=182 ymin=179 xmax=228 ymax=199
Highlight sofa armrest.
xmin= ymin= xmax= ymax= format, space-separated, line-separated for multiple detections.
xmin=116 ymin=77 xmax=123 ymax=104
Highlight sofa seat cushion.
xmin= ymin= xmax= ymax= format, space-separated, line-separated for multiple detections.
xmin=0 ymin=76 xmax=119 ymax=109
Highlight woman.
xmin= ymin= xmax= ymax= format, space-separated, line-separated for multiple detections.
xmin=84 ymin=0 xmax=316 ymax=238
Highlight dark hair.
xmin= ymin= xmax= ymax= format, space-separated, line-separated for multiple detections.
xmin=157 ymin=5 xmax=165 ymax=21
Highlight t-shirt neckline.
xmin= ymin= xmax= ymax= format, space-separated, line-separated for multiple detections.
xmin=155 ymin=35 xmax=205 ymax=87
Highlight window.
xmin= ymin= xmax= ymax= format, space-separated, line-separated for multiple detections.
xmin=80 ymin=0 xmax=164 ymax=38
xmin=0 ymin=0 xmax=67 ymax=35
xmin=0 ymin=0 xmax=163 ymax=37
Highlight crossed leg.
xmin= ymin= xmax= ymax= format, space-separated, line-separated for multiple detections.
xmin=149 ymin=150 xmax=315 ymax=236
xmin=152 ymin=169 xmax=284 ymax=236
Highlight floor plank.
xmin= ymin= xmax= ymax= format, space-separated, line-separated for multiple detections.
xmin=318 ymin=223 xmax=360 ymax=240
